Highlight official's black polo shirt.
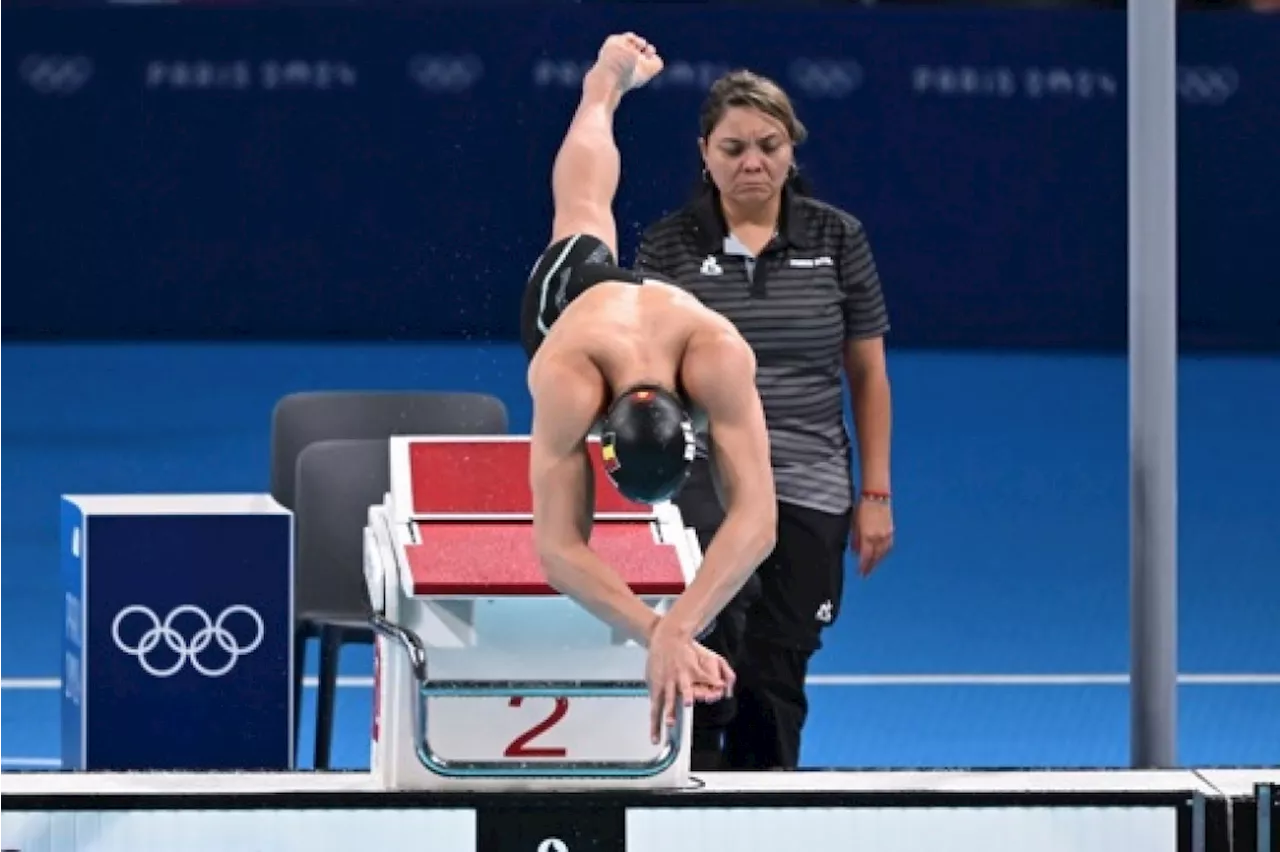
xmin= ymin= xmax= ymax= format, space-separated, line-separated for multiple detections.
xmin=634 ymin=187 xmax=890 ymax=515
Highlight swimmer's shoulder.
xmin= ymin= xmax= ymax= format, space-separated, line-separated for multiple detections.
xmin=641 ymin=276 xmax=708 ymax=311
xmin=685 ymin=310 xmax=753 ymax=374
xmin=692 ymin=315 xmax=750 ymax=355
xmin=682 ymin=322 xmax=755 ymax=425
xmin=528 ymin=348 xmax=606 ymax=435
xmin=527 ymin=338 xmax=589 ymax=394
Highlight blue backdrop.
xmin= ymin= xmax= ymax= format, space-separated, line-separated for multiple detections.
xmin=4 ymin=5 xmax=1277 ymax=350
xmin=6 ymin=343 xmax=1280 ymax=770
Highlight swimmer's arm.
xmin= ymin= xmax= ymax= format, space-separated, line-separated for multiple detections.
xmin=529 ymin=370 xmax=662 ymax=645
xmin=660 ymin=338 xmax=778 ymax=641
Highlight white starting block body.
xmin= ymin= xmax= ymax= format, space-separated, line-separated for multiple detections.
xmin=365 ymin=436 xmax=702 ymax=790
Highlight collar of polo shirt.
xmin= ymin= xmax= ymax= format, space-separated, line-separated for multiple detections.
xmin=688 ymin=184 xmax=815 ymax=256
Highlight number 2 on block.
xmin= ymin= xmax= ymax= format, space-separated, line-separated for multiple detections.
xmin=504 ymin=696 xmax=569 ymax=758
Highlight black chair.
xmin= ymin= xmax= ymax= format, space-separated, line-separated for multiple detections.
xmin=292 ymin=438 xmax=389 ymax=771
xmin=269 ymin=391 xmax=509 ymax=768
xmin=270 ymin=391 xmax=510 ymax=512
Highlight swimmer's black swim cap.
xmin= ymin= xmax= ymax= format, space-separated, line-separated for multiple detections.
xmin=600 ymin=385 xmax=696 ymax=505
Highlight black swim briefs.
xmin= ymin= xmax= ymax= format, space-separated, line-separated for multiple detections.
xmin=519 ymin=233 xmax=653 ymax=359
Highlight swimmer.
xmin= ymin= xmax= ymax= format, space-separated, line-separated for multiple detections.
xmin=522 ymin=34 xmax=779 ymax=745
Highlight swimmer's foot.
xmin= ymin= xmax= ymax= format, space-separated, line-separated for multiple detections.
xmin=586 ymin=33 xmax=664 ymax=99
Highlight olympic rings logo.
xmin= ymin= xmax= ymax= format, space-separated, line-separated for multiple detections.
xmin=789 ymin=58 xmax=864 ymax=99
xmin=407 ymin=54 xmax=483 ymax=93
xmin=1177 ymin=66 xmax=1239 ymax=106
xmin=111 ymin=605 xmax=265 ymax=678
xmin=19 ymin=54 xmax=93 ymax=95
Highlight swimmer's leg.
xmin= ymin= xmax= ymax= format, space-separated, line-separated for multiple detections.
xmin=549 ymin=34 xmax=662 ymax=259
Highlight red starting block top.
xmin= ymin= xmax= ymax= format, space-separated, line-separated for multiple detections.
xmin=397 ymin=437 xmax=650 ymax=518
xmin=405 ymin=521 xmax=686 ymax=597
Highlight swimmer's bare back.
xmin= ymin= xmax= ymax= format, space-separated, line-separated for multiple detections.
xmin=528 ymin=277 xmax=743 ymax=398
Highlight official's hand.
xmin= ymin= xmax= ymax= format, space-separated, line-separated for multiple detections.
xmin=645 ymin=622 xmax=732 ymax=744
xmin=853 ymin=498 xmax=894 ymax=577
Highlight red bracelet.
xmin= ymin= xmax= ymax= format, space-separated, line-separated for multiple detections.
xmin=860 ymin=490 xmax=892 ymax=503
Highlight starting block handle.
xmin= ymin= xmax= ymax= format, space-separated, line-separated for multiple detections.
xmin=372 ymin=614 xmax=428 ymax=681
xmin=371 ymin=615 xmax=684 ymax=780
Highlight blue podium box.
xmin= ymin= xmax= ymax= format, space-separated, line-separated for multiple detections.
xmin=60 ymin=494 xmax=294 ymax=771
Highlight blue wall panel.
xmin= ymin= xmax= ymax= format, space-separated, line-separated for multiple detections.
xmin=3 ymin=6 xmax=1276 ymax=350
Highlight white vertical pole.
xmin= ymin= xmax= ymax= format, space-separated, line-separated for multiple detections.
xmin=1128 ymin=0 xmax=1179 ymax=769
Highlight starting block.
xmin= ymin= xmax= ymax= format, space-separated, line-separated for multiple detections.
xmin=364 ymin=436 xmax=701 ymax=790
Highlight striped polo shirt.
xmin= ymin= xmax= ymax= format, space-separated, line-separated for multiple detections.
xmin=634 ymin=187 xmax=890 ymax=515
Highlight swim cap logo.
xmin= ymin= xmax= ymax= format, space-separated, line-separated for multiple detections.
xmin=600 ymin=432 xmax=621 ymax=473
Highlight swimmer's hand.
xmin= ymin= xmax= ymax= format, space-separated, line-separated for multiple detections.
xmin=594 ymin=33 xmax=664 ymax=93
xmin=645 ymin=621 xmax=736 ymax=744
xmin=691 ymin=642 xmax=735 ymax=704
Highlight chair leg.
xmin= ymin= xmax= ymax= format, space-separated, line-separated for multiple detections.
xmin=314 ymin=627 xmax=342 ymax=770
xmin=293 ymin=627 xmax=308 ymax=768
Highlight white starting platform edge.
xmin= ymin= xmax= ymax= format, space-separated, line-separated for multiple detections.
xmin=365 ymin=436 xmax=700 ymax=791
xmin=1 ymin=769 xmax=1276 ymax=852
xmin=4 ymin=767 xmax=1275 ymax=796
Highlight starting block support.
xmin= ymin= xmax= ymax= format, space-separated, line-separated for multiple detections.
xmin=365 ymin=436 xmax=701 ymax=790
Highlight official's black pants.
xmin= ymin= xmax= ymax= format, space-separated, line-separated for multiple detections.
xmin=675 ymin=459 xmax=851 ymax=771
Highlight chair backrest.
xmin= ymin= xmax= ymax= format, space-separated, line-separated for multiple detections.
xmin=293 ymin=438 xmax=392 ymax=622
xmin=270 ymin=390 xmax=509 ymax=510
